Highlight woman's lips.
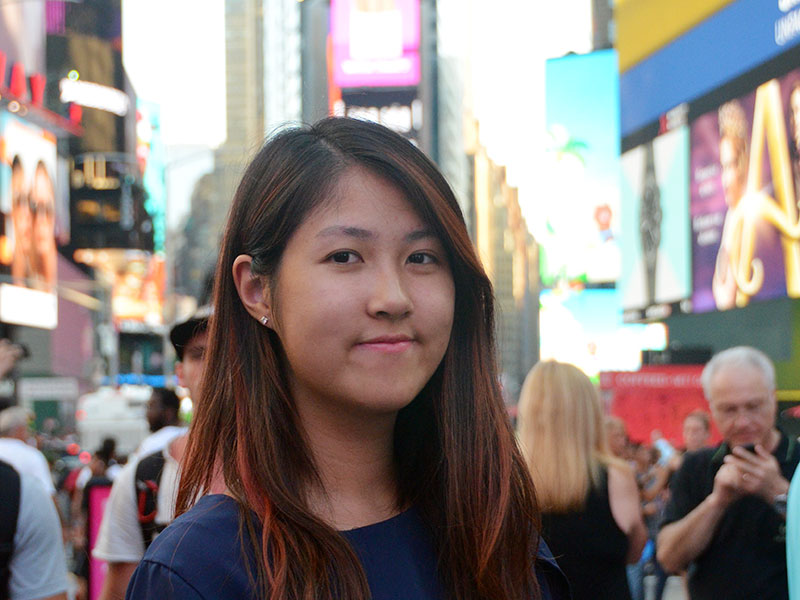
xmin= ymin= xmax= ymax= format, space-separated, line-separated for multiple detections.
xmin=357 ymin=336 xmax=414 ymax=353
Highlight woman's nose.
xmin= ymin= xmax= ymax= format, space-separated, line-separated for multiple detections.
xmin=366 ymin=266 xmax=413 ymax=320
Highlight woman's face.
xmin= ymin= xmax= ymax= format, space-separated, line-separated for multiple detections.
xmin=31 ymin=167 xmax=55 ymax=248
xmin=268 ymin=167 xmax=455 ymax=418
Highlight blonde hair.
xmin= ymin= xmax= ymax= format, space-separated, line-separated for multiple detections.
xmin=718 ymin=100 xmax=749 ymax=166
xmin=517 ymin=360 xmax=624 ymax=513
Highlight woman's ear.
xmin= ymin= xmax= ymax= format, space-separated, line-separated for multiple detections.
xmin=232 ymin=255 xmax=271 ymax=325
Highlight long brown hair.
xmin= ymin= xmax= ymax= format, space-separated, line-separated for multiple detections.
xmin=177 ymin=117 xmax=541 ymax=599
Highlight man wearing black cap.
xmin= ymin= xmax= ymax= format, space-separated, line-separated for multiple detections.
xmin=169 ymin=304 xmax=211 ymax=403
xmin=94 ymin=308 xmax=209 ymax=600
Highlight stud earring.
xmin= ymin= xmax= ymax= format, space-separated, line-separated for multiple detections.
xmin=260 ymin=315 xmax=269 ymax=326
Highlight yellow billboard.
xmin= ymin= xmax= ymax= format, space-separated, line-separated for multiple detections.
xmin=616 ymin=0 xmax=734 ymax=72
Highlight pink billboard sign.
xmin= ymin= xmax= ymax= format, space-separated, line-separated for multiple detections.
xmin=331 ymin=0 xmax=420 ymax=88
xmin=88 ymin=484 xmax=112 ymax=600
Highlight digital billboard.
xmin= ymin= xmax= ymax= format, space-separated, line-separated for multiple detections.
xmin=0 ymin=113 xmax=58 ymax=329
xmin=690 ymin=68 xmax=800 ymax=312
xmin=539 ymin=288 xmax=668 ymax=379
xmin=334 ymin=88 xmax=422 ymax=145
xmin=540 ymin=50 xmax=621 ymax=286
xmin=620 ymin=0 xmax=800 ymax=137
xmin=620 ymin=126 xmax=692 ymax=321
xmin=74 ymin=248 xmax=164 ymax=330
xmin=330 ymin=0 xmax=420 ymax=88
xmin=68 ymin=155 xmax=153 ymax=252
xmin=45 ymin=32 xmax=132 ymax=154
xmin=136 ymin=101 xmax=167 ymax=254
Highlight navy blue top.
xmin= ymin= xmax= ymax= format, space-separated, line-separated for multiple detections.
xmin=126 ymin=494 xmax=569 ymax=599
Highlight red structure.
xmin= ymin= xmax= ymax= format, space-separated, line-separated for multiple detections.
xmin=600 ymin=365 xmax=722 ymax=448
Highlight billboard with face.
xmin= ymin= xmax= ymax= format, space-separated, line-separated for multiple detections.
xmin=1 ymin=114 xmax=58 ymax=289
xmin=0 ymin=113 xmax=58 ymax=328
xmin=690 ymin=68 xmax=800 ymax=312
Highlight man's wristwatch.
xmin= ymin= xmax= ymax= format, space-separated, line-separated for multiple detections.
xmin=773 ymin=492 xmax=788 ymax=517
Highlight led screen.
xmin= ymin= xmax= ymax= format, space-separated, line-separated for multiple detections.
xmin=619 ymin=126 xmax=691 ymax=321
xmin=74 ymin=248 xmax=165 ymax=329
xmin=137 ymin=101 xmax=166 ymax=254
xmin=0 ymin=113 xmax=58 ymax=329
xmin=331 ymin=0 xmax=420 ymax=88
xmin=690 ymin=68 xmax=800 ymax=312
xmin=540 ymin=50 xmax=620 ymax=286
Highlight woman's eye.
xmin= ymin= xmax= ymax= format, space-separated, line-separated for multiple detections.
xmin=330 ymin=251 xmax=357 ymax=264
xmin=408 ymin=252 xmax=435 ymax=265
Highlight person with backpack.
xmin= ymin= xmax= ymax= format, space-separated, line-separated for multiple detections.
xmin=0 ymin=459 xmax=68 ymax=600
xmin=93 ymin=310 xmax=208 ymax=600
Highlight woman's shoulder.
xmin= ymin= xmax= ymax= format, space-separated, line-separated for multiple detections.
xmin=127 ymin=495 xmax=254 ymax=599
xmin=146 ymin=494 xmax=242 ymax=560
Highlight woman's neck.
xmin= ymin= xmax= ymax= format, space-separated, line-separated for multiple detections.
xmin=299 ymin=402 xmax=400 ymax=531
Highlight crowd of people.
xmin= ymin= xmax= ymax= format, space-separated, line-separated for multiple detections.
xmin=0 ymin=118 xmax=798 ymax=600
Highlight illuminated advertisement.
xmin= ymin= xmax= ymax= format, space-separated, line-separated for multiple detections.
xmin=331 ymin=0 xmax=420 ymax=88
xmin=334 ymin=88 xmax=422 ymax=144
xmin=45 ymin=32 xmax=130 ymax=153
xmin=620 ymin=126 xmax=692 ymax=322
xmin=690 ymin=68 xmax=800 ymax=312
xmin=540 ymin=50 xmax=620 ymax=286
xmin=69 ymin=155 xmax=153 ymax=252
xmin=539 ymin=288 xmax=668 ymax=379
xmin=136 ymin=101 xmax=166 ymax=254
xmin=0 ymin=113 xmax=58 ymax=329
xmin=74 ymin=249 xmax=164 ymax=329
xmin=620 ymin=0 xmax=800 ymax=137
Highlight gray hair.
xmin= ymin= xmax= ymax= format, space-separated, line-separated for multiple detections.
xmin=700 ymin=346 xmax=775 ymax=400
xmin=0 ymin=406 xmax=32 ymax=436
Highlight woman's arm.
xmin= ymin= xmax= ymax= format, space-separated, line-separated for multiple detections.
xmin=607 ymin=463 xmax=648 ymax=564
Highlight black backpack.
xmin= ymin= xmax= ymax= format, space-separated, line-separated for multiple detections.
xmin=0 ymin=460 xmax=20 ymax=600
xmin=134 ymin=451 xmax=167 ymax=549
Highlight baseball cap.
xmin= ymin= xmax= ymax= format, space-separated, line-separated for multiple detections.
xmin=169 ymin=305 xmax=212 ymax=360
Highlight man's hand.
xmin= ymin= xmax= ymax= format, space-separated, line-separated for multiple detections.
xmin=724 ymin=445 xmax=790 ymax=504
xmin=711 ymin=461 xmax=745 ymax=508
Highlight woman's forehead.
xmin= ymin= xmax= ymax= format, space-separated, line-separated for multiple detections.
xmin=302 ymin=168 xmax=429 ymax=233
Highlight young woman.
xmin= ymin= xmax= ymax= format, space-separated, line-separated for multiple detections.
xmin=125 ymin=118 xmax=568 ymax=599
xmin=517 ymin=360 xmax=647 ymax=600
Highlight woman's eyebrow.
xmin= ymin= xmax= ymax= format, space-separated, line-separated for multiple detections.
xmin=315 ymin=226 xmax=437 ymax=242
xmin=405 ymin=228 xmax=437 ymax=242
xmin=316 ymin=225 xmax=374 ymax=240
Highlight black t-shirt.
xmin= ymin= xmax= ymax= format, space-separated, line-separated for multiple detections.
xmin=541 ymin=467 xmax=631 ymax=600
xmin=661 ymin=434 xmax=799 ymax=600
